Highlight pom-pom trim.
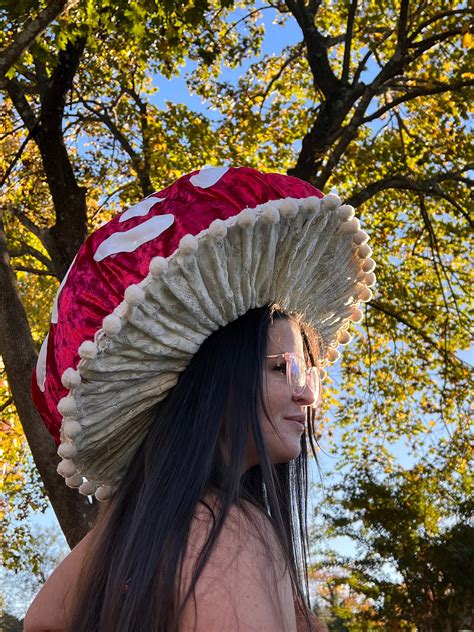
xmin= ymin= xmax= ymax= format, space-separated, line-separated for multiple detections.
xmin=102 ymin=314 xmax=122 ymax=335
xmin=63 ymin=420 xmax=82 ymax=439
xmin=95 ymin=485 xmax=115 ymax=502
xmin=78 ymin=340 xmax=98 ymax=359
xmin=339 ymin=217 xmax=361 ymax=234
xmin=279 ymin=198 xmax=299 ymax=218
xmin=149 ymin=256 xmax=169 ymax=276
xmin=237 ymin=208 xmax=257 ymax=228
xmin=178 ymin=234 xmax=199 ymax=255
xmin=79 ymin=480 xmax=97 ymax=496
xmin=57 ymin=459 xmax=76 ymax=478
xmin=65 ymin=473 xmax=83 ymax=488
xmin=61 ymin=368 xmax=81 ymax=389
xmin=352 ymin=230 xmax=369 ymax=246
xmin=58 ymin=442 xmax=78 ymax=459
xmin=321 ymin=193 xmax=341 ymax=211
xmin=208 ymin=219 xmax=228 ymax=239
xmin=260 ymin=203 xmax=280 ymax=224
xmin=124 ymin=284 xmax=145 ymax=306
xmin=300 ymin=196 xmax=321 ymax=213
xmin=337 ymin=205 xmax=355 ymax=221
xmin=57 ymin=396 xmax=78 ymax=417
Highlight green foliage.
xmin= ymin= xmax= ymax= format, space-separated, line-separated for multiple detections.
xmin=312 ymin=459 xmax=474 ymax=630
xmin=0 ymin=524 xmax=69 ymax=620
xmin=1 ymin=0 xmax=472 ymax=626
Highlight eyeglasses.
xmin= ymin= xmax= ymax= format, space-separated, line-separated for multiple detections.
xmin=266 ymin=352 xmax=320 ymax=401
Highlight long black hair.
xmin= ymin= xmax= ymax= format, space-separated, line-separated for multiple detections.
xmin=69 ymin=305 xmax=322 ymax=631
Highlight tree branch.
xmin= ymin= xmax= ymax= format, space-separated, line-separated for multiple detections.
xmin=0 ymin=129 xmax=34 ymax=189
xmin=370 ymin=300 xmax=463 ymax=369
xmin=285 ymin=0 xmax=340 ymax=98
xmin=396 ymin=0 xmax=410 ymax=52
xmin=5 ymin=78 xmax=38 ymax=132
xmin=342 ymin=0 xmax=358 ymax=83
xmin=80 ymin=100 xmax=153 ymax=196
xmin=407 ymin=28 xmax=463 ymax=54
xmin=0 ymin=0 xmax=80 ymax=81
xmin=353 ymin=47 xmax=373 ymax=85
xmin=0 ymin=397 xmax=13 ymax=413
xmin=258 ymin=44 xmax=303 ymax=114
xmin=360 ymin=80 xmax=474 ymax=125
xmin=2 ymin=205 xmax=43 ymax=239
xmin=8 ymin=244 xmax=56 ymax=275
xmin=345 ymin=175 xmax=473 ymax=229
xmin=221 ymin=6 xmax=270 ymax=40
xmin=409 ymin=8 xmax=469 ymax=40
xmin=42 ymin=37 xmax=86 ymax=126
xmin=12 ymin=265 xmax=55 ymax=276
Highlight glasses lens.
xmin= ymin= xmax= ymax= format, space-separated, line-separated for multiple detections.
xmin=308 ymin=367 xmax=320 ymax=401
xmin=289 ymin=354 xmax=306 ymax=395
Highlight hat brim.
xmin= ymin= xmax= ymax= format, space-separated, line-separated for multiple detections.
xmin=56 ymin=194 xmax=375 ymax=499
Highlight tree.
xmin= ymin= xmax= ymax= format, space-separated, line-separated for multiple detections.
xmin=1 ymin=0 xmax=472 ymax=594
xmin=311 ymin=459 xmax=473 ymax=631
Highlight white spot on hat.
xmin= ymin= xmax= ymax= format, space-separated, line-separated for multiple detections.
xmin=190 ymin=166 xmax=229 ymax=188
xmin=36 ymin=333 xmax=49 ymax=392
xmin=51 ymin=255 xmax=77 ymax=324
xmin=119 ymin=197 xmax=166 ymax=223
xmin=93 ymin=214 xmax=175 ymax=262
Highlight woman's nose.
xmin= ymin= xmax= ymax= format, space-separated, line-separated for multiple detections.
xmin=292 ymin=381 xmax=317 ymax=406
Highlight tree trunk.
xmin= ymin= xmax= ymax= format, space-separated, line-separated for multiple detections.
xmin=0 ymin=215 xmax=96 ymax=547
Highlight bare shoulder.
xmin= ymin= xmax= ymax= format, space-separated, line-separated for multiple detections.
xmin=179 ymin=494 xmax=297 ymax=631
xmin=23 ymin=530 xmax=94 ymax=632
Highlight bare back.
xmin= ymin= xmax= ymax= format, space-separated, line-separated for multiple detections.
xmin=24 ymin=499 xmax=297 ymax=632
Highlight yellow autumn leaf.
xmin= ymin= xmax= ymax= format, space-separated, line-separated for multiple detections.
xmin=462 ymin=32 xmax=472 ymax=48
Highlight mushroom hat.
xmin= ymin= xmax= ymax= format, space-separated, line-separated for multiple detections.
xmin=32 ymin=166 xmax=376 ymax=501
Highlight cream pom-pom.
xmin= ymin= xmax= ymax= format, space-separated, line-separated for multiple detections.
xmin=208 ymin=218 xmax=228 ymax=239
xmin=300 ymin=196 xmax=321 ymax=213
xmin=65 ymin=473 xmax=83 ymax=488
xmin=149 ymin=256 xmax=169 ymax=277
xmin=57 ymin=396 xmax=78 ymax=417
xmin=362 ymin=258 xmax=376 ymax=273
xmin=63 ymin=420 xmax=82 ymax=439
xmin=337 ymin=329 xmax=352 ymax=345
xmin=339 ymin=217 xmax=361 ymax=234
xmin=357 ymin=243 xmax=373 ymax=258
xmin=78 ymin=340 xmax=98 ymax=359
xmin=321 ymin=193 xmax=341 ymax=211
xmin=352 ymin=230 xmax=369 ymax=246
xmin=57 ymin=459 xmax=76 ymax=478
xmin=237 ymin=208 xmax=257 ymax=228
xmin=337 ymin=205 xmax=355 ymax=221
xmin=124 ymin=284 xmax=145 ymax=306
xmin=178 ymin=234 xmax=199 ymax=255
xmin=350 ymin=307 xmax=364 ymax=323
xmin=260 ymin=203 xmax=280 ymax=224
xmin=364 ymin=271 xmax=376 ymax=287
xmin=326 ymin=347 xmax=340 ymax=363
xmin=79 ymin=480 xmax=97 ymax=496
xmin=57 ymin=442 xmax=78 ymax=459
xmin=95 ymin=485 xmax=115 ymax=502
xmin=102 ymin=314 xmax=122 ymax=335
xmin=359 ymin=286 xmax=373 ymax=302
xmin=61 ymin=368 xmax=81 ymax=389
xmin=279 ymin=198 xmax=299 ymax=218
xmin=319 ymin=368 xmax=327 ymax=382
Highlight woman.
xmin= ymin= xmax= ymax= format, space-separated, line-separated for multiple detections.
xmin=25 ymin=166 xmax=375 ymax=631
